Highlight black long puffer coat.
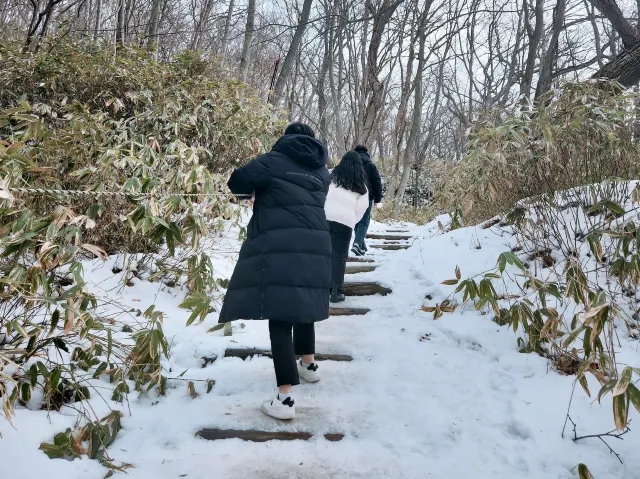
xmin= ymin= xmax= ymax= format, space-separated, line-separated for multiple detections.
xmin=218 ymin=134 xmax=331 ymax=324
xmin=356 ymin=149 xmax=383 ymax=203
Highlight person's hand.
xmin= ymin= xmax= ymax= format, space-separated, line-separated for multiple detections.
xmin=249 ymin=194 xmax=255 ymax=207
xmin=376 ymin=202 xmax=383 ymax=209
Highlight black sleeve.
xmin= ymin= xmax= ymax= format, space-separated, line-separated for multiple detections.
xmin=370 ymin=164 xmax=383 ymax=203
xmin=324 ymin=167 xmax=331 ymax=196
xmin=227 ymin=154 xmax=271 ymax=196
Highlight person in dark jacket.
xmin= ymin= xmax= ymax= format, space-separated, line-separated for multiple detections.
xmin=351 ymin=145 xmax=383 ymax=256
xmin=219 ymin=123 xmax=331 ymax=420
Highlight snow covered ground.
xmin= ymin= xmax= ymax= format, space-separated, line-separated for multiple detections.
xmin=2 ymin=212 xmax=640 ymax=479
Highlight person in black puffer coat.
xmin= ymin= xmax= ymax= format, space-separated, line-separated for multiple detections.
xmin=352 ymin=145 xmax=383 ymax=255
xmin=219 ymin=123 xmax=331 ymax=420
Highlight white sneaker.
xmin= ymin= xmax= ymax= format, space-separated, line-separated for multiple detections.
xmin=298 ymin=360 xmax=320 ymax=383
xmin=262 ymin=395 xmax=296 ymax=420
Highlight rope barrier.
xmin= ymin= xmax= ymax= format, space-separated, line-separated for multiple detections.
xmin=1 ymin=187 xmax=252 ymax=199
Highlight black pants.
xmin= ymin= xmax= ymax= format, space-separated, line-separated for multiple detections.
xmin=269 ymin=320 xmax=315 ymax=386
xmin=329 ymin=221 xmax=353 ymax=292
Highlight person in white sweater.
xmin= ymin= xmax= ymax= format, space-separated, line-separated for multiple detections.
xmin=324 ymin=151 xmax=370 ymax=302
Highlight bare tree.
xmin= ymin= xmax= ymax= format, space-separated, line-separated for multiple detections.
xmin=520 ymin=0 xmax=544 ymax=103
xmin=239 ymin=0 xmax=256 ymax=79
xmin=269 ymin=0 xmax=314 ymax=105
xmin=147 ymin=0 xmax=163 ymax=52
xmin=220 ymin=0 xmax=235 ymax=56
xmin=535 ymin=0 xmax=566 ymax=99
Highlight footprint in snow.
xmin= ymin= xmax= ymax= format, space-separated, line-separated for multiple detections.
xmin=489 ymin=370 xmax=517 ymax=395
xmin=506 ymin=419 xmax=531 ymax=441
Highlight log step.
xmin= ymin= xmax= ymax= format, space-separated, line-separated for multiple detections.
xmin=329 ymin=307 xmax=370 ymax=316
xmin=197 ymin=429 xmax=344 ymax=442
xmin=370 ymin=244 xmax=410 ymax=250
xmin=366 ymin=234 xmax=411 ymax=240
xmin=225 ymin=348 xmax=353 ymax=361
xmin=343 ymin=282 xmax=391 ymax=296
xmin=345 ymin=265 xmax=376 ymax=274
xmin=347 ymin=257 xmax=375 ymax=263
xmin=386 ymin=230 xmax=409 ymax=232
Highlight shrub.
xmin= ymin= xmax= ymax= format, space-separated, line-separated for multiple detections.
xmin=0 ymin=40 xmax=283 ymax=463
xmin=439 ymin=81 xmax=640 ymax=224
xmin=430 ymin=181 xmax=640 ymax=460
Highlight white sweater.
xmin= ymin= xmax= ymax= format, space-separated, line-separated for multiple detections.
xmin=324 ymin=181 xmax=370 ymax=229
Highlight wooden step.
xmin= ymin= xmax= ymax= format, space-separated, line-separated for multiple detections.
xmin=345 ymin=265 xmax=376 ymax=274
xmin=347 ymin=257 xmax=375 ymax=263
xmin=366 ymin=234 xmax=411 ymax=240
xmin=343 ymin=282 xmax=391 ymax=296
xmin=197 ymin=429 xmax=344 ymax=442
xmin=225 ymin=348 xmax=353 ymax=361
xmin=329 ymin=307 xmax=370 ymax=316
xmin=370 ymin=244 xmax=409 ymax=250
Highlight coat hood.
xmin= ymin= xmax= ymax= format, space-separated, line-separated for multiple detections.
xmin=272 ymin=134 xmax=328 ymax=169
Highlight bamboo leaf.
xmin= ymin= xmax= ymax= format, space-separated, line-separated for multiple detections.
xmin=563 ymin=326 xmax=586 ymax=347
xmin=627 ymin=384 xmax=640 ymax=414
xmin=206 ymin=324 xmax=225 ymax=333
xmin=578 ymin=374 xmax=591 ymax=397
xmin=613 ymin=394 xmax=628 ymax=430
xmin=612 ymin=367 xmax=633 ymax=397
xmin=577 ymin=464 xmax=595 ymax=479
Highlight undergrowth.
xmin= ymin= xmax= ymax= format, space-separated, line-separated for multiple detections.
xmin=425 ymin=181 xmax=640 ymax=469
xmin=0 ymin=41 xmax=282 ymax=471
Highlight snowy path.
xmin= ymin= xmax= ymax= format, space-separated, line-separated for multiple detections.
xmin=2 ymin=220 xmax=640 ymax=478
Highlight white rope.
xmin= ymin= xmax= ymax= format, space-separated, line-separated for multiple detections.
xmin=2 ymin=187 xmax=252 ymax=199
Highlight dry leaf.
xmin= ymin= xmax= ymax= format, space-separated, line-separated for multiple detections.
xmin=82 ymin=243 xmax=108 ymax=261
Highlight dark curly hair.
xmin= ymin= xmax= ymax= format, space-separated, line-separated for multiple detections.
xmin=331 ymin=151 xmax=368 ymax=195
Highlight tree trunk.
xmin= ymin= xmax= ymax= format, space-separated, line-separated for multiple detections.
xmin=317 ymin=40 xmax=331 ymax=144
xmin=590 ymin=0 xmax=640 ymax=87
xmin=239 ymin=0 xmax=256 ymax=80
xmin=93 ymin=0 xmax=101 ymax=41
xmin=190 ymin=0 xmax=214 ymax=50
xmin=269 ymin=0 xmax=314 ymax=106
xmin=329 ymin=35 xmax=346 ymax=155
xmin=357 ymin=0 xmax=401 ymax=145
xmin=116 ymin=0 xmax=125 ymax=45
xmin=588 ymin=0 xmax=637 ymax=46
xmin=520 ymin=0 xmax=544 ymax=103
xmin=220 ymin=0 xmax=235 ymax=57
xmin=393 ymin=15 xmax=426 ymax=214
xmin=146 ymin=0 xmax=162 ymax=53
xmin=124 ymin=0 xmax=133 ymax=40
xmin=593 ymin=42 xmax=640 ymax=86
xmin=534 ymin=0 xmax=566 ymax=100
xmin=0 ymin=0 xmax=10 ymax=27
xmin=584 ymin=0 xmax=605 ymax=68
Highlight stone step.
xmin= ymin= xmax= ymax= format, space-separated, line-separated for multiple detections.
xmin=345 ymin=265 xmax=376 ymax=274
xmin=197 ymin=429 xmax=344 ymax=442
xmin=224 ymin=348 xmax=353 ymax=361
xmin=343 ymin=281 xmax=391 ymax=296
xmin=370 ymin=244 xmax=409 ymax=250
xmin=347 ymin=257 xmax=375 ymax=263
xmin=366 ymin=234 xmax=411 ymax=240
xmin=329 ymin=307 xmax=370 ymax=316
